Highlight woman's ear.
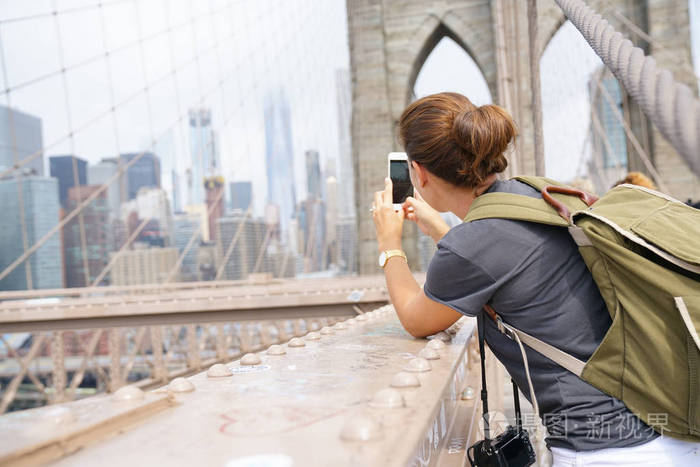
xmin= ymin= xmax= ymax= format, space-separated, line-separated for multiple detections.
xmin=411 ymin=160 xmax=428 ymax=188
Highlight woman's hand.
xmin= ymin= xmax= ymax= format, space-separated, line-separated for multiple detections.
xmin=402 ymin=192 xmax=450 ymax=242
xmin=372 ymin=178 xmax=405 ymax=252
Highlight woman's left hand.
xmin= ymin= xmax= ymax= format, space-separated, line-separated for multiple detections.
xmin=372 ymin=178 xmax=405 ymax=252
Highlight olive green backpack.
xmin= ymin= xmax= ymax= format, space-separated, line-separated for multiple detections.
xmin=464 ymin=175 xmax=700 ymax=441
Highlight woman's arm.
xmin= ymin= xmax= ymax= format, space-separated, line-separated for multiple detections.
xmin=373 ymin=179 xmax=462 ymax=337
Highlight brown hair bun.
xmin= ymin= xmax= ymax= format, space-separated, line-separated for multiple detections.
xmin=399 ymin=92 xmax=518 ymax=187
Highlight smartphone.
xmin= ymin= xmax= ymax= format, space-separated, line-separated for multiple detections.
xmin=387 ymin=152 xmax=413 ymax=210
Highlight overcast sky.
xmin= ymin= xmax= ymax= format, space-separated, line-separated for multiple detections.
xmin=0 ymin=0 xmax=350 ymax=216
xmin=0 ymin=0 xmax=697 ymax=212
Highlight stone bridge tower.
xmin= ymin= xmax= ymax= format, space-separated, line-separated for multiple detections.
xmin=347 ymin=0 xmax=698 ymax=274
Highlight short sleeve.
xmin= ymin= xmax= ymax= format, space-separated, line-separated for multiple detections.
xmin=423 ymin=244 xmax=497 ymax=316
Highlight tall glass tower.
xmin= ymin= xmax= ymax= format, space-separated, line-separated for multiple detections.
xmin=0 ymin=105 xmax=44 ymax=177
xmin=0 ymin=176 xmax=62 ymax=290
xmin=264 ymin=89 xmax=296 ymax=237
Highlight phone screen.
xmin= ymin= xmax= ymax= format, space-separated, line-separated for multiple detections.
xmin=390 ymin=160 xmax=413 ymax=204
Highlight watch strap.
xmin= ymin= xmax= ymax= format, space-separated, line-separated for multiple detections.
xmin=381 ymin=249 xmax=407 ymax=267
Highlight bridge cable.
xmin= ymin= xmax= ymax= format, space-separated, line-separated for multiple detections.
xmin=0 ymin=2 xmax=238 ymax=181
xmin=600 ymin=0 xmax=700 ymax=84
xmin=0 ymin=2 xmax=244 ymax=285
xmin=554 ymin=0 xmax=700 ymax=179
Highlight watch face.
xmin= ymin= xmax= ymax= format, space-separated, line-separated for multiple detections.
xmin=378 ymin=251 xmax=387 ymax=267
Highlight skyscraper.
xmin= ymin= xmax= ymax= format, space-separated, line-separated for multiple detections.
xmin=172 ymin=213 xmax=201 ymax=282
xmin=109 ymin=246 xmax=179 ymax=286
xmin=171 ymin=169 xmax=181 ymax=213
xmin=119 ymin=152 xmax=161 ymax=201
xmin=296 ymin=198 xmax=326 ymax=272
xmin=0 ymin=105 xmax=44 ymax=176
xmin=205 ymin=176 xmax=224 ymax=242
xmin=63 ymin=185 xmax=110 ymax=287
xmin=0 ymin=176 xmax=62 ymax=290
xmin=325 ymin=176 xmax=338 ymax=268
xmin=229 ymin=181 xmax=252 ymax=212
xmin=216 ymin=214 xmax=269 ymax=280
xmin=305 ymin=150 xmax=322 ymax=199
xmin=188 ymin=108 xmax=219 ymax=205
xmin=336 ymin=217 xmax=358 ymax=275
xmin=87 ymin=158 xmax=120 ymax=219
xmin=120 ymin=187 xmax=172 ymax=243
xmin=264 ymin=89 xmax=296 ymax=237
xmin=49 ymin=155 xmax=87 ymax=207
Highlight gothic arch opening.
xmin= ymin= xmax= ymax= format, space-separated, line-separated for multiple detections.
xmin=407 ymin=22 xmax=492 ymax=105
xmin=412 ymin=35 xmax=492 ymax=105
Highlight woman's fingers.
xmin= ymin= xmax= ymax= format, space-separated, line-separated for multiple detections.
xmin=374 ymin=190 xmax=383 ymax=211
xmin=381 ymin=178 xmax=392 ymax=206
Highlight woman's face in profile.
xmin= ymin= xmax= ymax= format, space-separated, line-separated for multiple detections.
xmin=408 ymin=159 xmax=434 ymax=208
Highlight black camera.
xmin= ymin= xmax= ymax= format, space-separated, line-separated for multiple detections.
xmin=468 ymin=311 xmax=537 ymax=466
xmin=467 ymin=425 xmax=536 ymax=467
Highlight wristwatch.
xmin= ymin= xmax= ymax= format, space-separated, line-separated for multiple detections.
xmin=378 ymin=249 xmax=407 ymax=269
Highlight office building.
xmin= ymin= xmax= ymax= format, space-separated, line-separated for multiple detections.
xmin=305 ymin=150 xmax=322 ymax=199
xmin=229 ymin=181 xmax=252 ymax=212
xmin=87 ymin=158 xmax=120 ymax=219
xmin=216 ymin=214 xmax=269 ymax=280
xmin=184 ymin=204 xmax=209 ymax=242
xmin=63 ymin=185 xmax=110 ymax=287
xmin=264 ymin=89 xmax=296 ymax=237
xmin=0 ymin=176 xmax=62 ymax=290
xmin=172 ymin=213 xmax=201 ymax=282
xmin=325 ymin=176 xmax=338 ymax=268
xmin=119 ymin=152 xmax=161 ymax=201
xmin=120 ymin=187 xmax=172 ymax=243
xmin=49 ymin=155 xmax=87 ymax=207
xmin=205 ymin=176 xmax=224 ymax=242
xmin=109 ymin=246 xmax=179 ymax=286
xmin=172 ymin=170 xmax=181 ymax=213
xmin=0 ymin=105 xmax=44 ymax=176
xmin=336 ymin=217 xmax=358 ymax=274
xmin=296 ymin=198 xmax=326 ymax=272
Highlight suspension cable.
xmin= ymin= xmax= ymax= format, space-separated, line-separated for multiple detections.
xmin=599 ymin=0 xmax=700 ymax=83
xmin=554 ymin=0 xmax=700 ymax=179
xmin=0 ymin=5 xmax=240 ymax=182
xmin=0 ymin=37 xmax=244 ymax=285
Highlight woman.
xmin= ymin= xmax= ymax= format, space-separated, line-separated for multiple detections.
xmin=371 ymin=92 xmax=699 ymax=465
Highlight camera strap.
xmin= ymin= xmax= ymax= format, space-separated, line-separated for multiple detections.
xmin=477 ymin=309 xmax=527 ymax=442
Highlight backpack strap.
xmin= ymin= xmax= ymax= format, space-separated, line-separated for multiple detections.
xmin=464 ymin=192 xmax=570 ymax=227
xmin=484 ymin=305 xmax=586 ymax=377
xmin=512 ymin=175 xmax=566 ymax=191
xmin=467 ymin=178 xmax=592 ymax=376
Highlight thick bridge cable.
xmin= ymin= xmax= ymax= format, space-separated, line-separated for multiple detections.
xmin=554 ymin=0 xmax=700 ymax=179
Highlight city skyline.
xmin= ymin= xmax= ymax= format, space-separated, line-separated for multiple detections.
xmin=0 ymin=1 xmax=351 ymax=220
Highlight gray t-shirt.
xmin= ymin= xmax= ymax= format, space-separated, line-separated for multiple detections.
xmin=424 ymin=179 xmax=658 ymax=451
